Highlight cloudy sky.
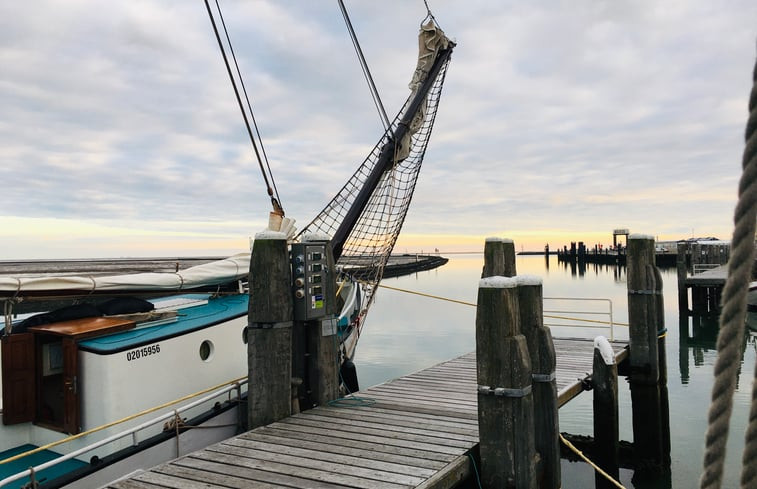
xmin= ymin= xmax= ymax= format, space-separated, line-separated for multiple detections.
xmin=1 ymin=1 xmax=755 ymax=258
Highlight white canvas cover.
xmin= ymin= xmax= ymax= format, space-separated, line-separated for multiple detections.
xmin=0 ymin=253 xmax=250 ymax=296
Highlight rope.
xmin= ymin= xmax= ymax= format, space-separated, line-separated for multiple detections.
xmin=337 ymin=0 xmax=391 ymax=132
xmin=700 ymin=54 xmax=757 ymax=489
xmin=203 ymin=0 xmax=283 ymax=214
xmin=560 ymin=433 xmax=626 ymax=489
xmin=375 ymin=282 xmax=630 ymax=327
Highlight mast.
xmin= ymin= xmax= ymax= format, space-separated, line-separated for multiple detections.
xmin=331 ymin=45 xmax=454 ymax=260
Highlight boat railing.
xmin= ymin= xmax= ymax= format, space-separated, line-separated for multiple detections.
xmin=692 ymin=263 xmax=723 ymax=275
xmin=543 ymin=297 xmax=621 ymax=341
xmin=0 ymin=376 xmax=247 ymax=488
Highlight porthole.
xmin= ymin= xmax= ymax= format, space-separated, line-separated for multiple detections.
xmin=199 ymin=340 xmax=214 ymax=362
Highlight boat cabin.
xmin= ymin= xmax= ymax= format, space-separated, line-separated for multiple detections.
xmin=2 ymin=317 xmax=135 ymax=434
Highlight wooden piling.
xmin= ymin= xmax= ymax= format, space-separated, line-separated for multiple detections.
xmin=518 ymin=276 xmax=560 ymax=489
xmin=627 ymin=235 xmax=659 ymax=384
xmin=475 ymin=277 xmax=535 ymax=488
xmin=247 ymin=233 xmax=293 ymax=429
xmin=592 ymin=336 xmax=619 ymax=489
xmin=626 ymin=234 xmax=667 ymax=475
xmin=676 ymin=242 xmax=688 ymax=314
xmin=482 ymin=237 xmax=516 ymax=278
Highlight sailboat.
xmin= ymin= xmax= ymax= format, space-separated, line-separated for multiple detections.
xmin=0 ymin=3 xmax=454 ymax=488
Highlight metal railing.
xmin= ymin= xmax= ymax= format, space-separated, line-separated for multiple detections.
xmin=692 ymin=263 xmax=722 ymax=275
xmin=544 ymin=297 xmax=621 ymax=341
xmin=0 ymin=377 xmax=247 ymax=488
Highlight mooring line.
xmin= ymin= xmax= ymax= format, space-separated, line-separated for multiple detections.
xmin=560 ymin=433 xmax=627 ymax=489
xmin=376 ymin=283 xmax=629 ymax=327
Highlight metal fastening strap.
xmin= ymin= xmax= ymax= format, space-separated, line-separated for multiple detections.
xmin=628 ymin=289 xmax=662 ymax=295
xmin=477 ymin=384 xmax=532 ymax=398
xmin=532 ymin=372 xmax=556 ymax=382
xmin=247 ymin=321 xmax=292 ymax=330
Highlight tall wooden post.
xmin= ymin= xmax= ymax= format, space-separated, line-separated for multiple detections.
xmin=247 ymin=232 xmax=293 ymax=429
xmin=476 ymin=277 xmax=535 ymax=488
xmin=627 ymin=234 xmax=666 ymax=476
xmin=592 ymin=336 xmax=619 ymax=489
xmin=483 ymin=237 xmax=516 ymax=278
xmin=676 ymin=242 xmax=688 ymax=314
xmin=518 ymin=276 xmax=559 ymax=489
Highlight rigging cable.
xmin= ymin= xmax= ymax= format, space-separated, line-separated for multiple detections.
xmin=337 ymin=0 xmax=391 ymax=132
xmin=204 ymin=0 xmax=284 ymax=215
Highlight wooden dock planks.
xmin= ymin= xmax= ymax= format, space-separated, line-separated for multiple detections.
xmin=107 ymin=337 xmax=626 ymax=488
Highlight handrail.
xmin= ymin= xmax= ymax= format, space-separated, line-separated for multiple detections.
xmin=0 ymin=377 xmax=247 ymax=487
xmin=544 ymin=297 xmax=617 ymax=341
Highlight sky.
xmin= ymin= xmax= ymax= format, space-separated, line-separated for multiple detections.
xmin=1 ymin=1 xmax=756 ymax=259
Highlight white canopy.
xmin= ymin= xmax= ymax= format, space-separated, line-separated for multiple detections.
xmin=0 ymin=253 xmax=250 ymax=296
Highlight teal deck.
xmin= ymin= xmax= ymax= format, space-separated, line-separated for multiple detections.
xmin=78 ymin=294 xmax=248 ymax=354
xmin=0 ymin=444 xmax=88 ymax=486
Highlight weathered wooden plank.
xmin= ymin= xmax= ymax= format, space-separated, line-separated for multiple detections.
xmin=313 ymin=406 xmax=479 ymax=435
xmin=171 ymin=454 xmax=354 ymax=488
xmin=329 ymin=405 xmax=479 ymax=426
xmin=251 ymin=426 xmax=452 ymax=467
xmin=187 ymin=450 xmax=409 ymax=489
xmin=205 ymin=442 xmax=423 ymax=487
xmin=278 ymin=416 xmax=473 ymax=450
xmin=133 ymin=470 xmax=228 ymax=488
xmin=267 ymin=420 xmax=463 ymax=458
xmin=295 ymin=411 xmax=478 ymax=443
xmin=415 ymin=455 xmax=471 ymax=489
xmin=154 ymin=463 xmax=287 ymax=489
xmin=223 ymin=436 xmax=437 ymax=478
xmin=239 ymin=431 xmax=444 ymax=474
xmin=107 ymin=479 xmax=158 ymax=489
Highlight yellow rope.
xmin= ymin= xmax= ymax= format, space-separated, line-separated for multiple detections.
xmin=0 ymin=376 xmax=246 ymax=466
xmin=375 ymin=283 xmax=629 ymax=327
xmin=559 ymin=433 xmax=627 ymax=489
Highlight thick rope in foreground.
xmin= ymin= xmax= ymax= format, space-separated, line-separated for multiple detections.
xmin=739 ymin=57 xmax=757 ymax=489
xmin=699 ymin=56 xmax=757 ymax=489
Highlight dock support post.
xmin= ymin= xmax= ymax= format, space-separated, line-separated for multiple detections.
xmin=626 ymin=234 xmax=668 ymax=477
xmin=593 ymin=336 xmax=619 ymax=489
xmin=482 ymin=237 xmax=516 ymax=277
xmin=676 ymin=242 xmax=688 ymax=314
xmin=519 ymin=276 xmax=559 ymax=489
xmin=247 ymin=233 xmax=293 ymax=429
xmin=475 ymin=276 xmax=535 ymax=488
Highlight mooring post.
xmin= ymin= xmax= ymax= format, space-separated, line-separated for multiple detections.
xmin=518 ymin=275 xmax=559 ymax=489
xmin=627 ymin=234 xmax=666 ymax=476
xmin=676 ymin=242 xmax=688 ymax=314
xmin=482 ymin=237 xmax=516 ymax=277
xmin=593 ymin=336 xmax=619 ymax=489
xmin=476 ymin=277 xmax=535 ymax=488
xmin=247 ymin=232 xmax=293 ymax=429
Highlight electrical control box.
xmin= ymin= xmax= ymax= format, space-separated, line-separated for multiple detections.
xmin=292 ymin=242 xmax=329 ymax=320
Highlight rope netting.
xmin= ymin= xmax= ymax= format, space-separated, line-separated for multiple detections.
xmin=298 ymin=36 xmax=453 ymax=338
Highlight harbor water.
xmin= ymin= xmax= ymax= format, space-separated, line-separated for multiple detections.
xmin=354 ymin=253 xmax=754 ymax=488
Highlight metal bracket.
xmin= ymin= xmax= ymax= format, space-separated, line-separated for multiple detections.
xmin=477 ymin=384 xmax=532 ymax=398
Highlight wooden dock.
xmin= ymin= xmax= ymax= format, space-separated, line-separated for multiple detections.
xmin=108 ymin=338 xmax=627 ymax=489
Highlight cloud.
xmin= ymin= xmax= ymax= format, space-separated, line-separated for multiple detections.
xmin=0 ymin=0 xmax=755 ymax=257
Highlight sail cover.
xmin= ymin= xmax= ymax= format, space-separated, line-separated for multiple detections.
xmin=0 ymin=253 xmax=250 ymax=297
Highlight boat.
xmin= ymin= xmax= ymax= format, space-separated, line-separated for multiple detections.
xmin=0 ymin=3 xmax=454 ymax=488
xmin=747 ymin=281 xmax=757 ymax=331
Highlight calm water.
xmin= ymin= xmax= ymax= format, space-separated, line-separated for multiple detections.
xmin=354 ymin=253 xmax=754 ymax=488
